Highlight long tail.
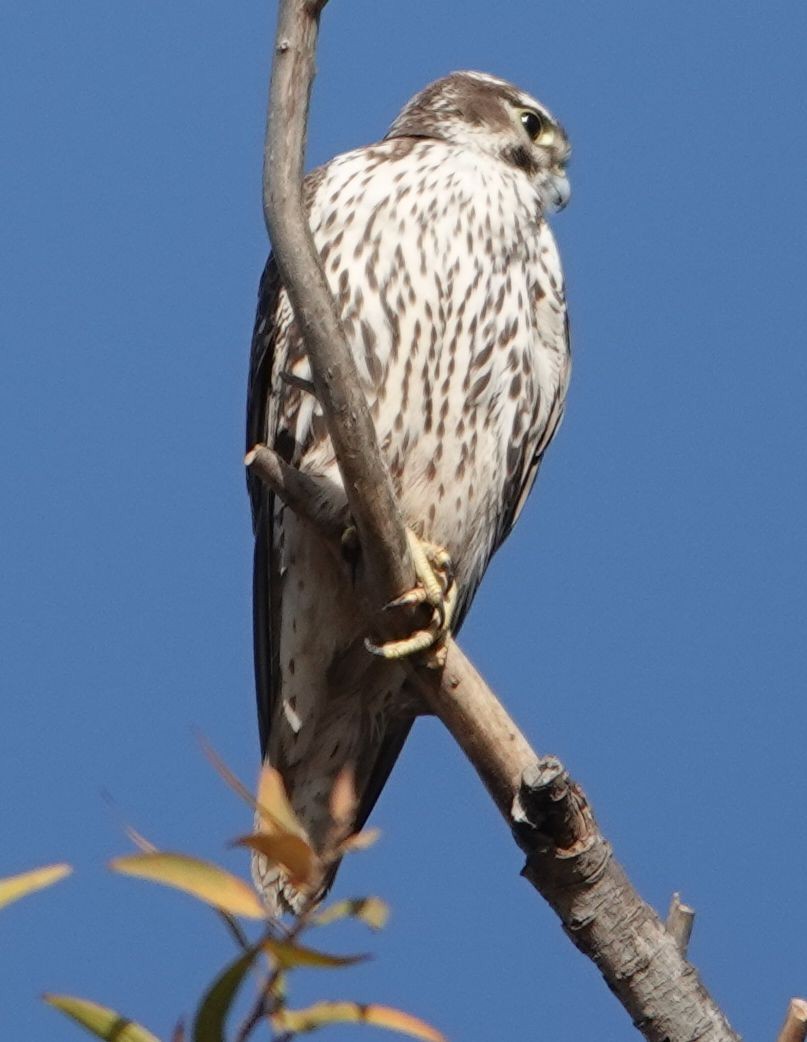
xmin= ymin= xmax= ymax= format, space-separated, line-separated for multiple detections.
xmin=251 ymin=814 xmax=337 ymax=917
xmin=252 ymin=715 xmax=414 ymax=918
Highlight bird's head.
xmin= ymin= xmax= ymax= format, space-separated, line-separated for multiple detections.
xmin=385 ymin=71 xmax=571 ymax=212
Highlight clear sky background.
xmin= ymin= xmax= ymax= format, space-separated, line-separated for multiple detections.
xmin=2 ymin=2 xmax=806 ymax=1040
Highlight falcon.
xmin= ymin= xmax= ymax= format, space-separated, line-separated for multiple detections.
xmin=247 ymin=71 xmax=571 ymax=913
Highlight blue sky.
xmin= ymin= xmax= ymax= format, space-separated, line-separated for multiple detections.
xmin=2 ymin=2 xmax=806 ymax=1039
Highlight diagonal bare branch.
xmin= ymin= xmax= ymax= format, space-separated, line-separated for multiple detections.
xmin=256 ymin=2 xmax=744 ymax=1039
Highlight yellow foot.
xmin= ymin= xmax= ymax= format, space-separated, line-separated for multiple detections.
xmin=365 ymin=530 xmax=456 ymax=667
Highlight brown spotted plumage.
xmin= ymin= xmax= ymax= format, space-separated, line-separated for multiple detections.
xmin=247 ymin=71 xmax=571 ymax=913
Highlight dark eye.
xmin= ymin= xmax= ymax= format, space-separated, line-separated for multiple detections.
xmin=520 ymin=110 xmax=545 ymax=141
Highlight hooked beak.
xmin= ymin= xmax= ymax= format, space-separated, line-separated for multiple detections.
xmin=546 ymin=166 xmax=571 ymax=212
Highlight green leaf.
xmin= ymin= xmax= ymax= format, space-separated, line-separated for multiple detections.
xmin=312 ymin=897 xmax=389 ymax=931
xmin=44 ymin=995 xmax=161 ymax=1042
xmin=264 ymin=939 xmax=367 ymax=970
xmin=193 ymin=944 xmax=263 ymax=1042
xmin=272 ymin=1001 xmax=446 ymax=1042
xmin=0 ymin=863 xmax=71 ymax=910
xmin=110 ymin=852 xmax=265 ymax=920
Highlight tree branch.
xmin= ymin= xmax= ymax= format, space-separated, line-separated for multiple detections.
xmin=256 ymin=2 xmax=745 ymax=1038
xmin=777 ymin=1000 xmax=807 ymax=1042
xmin=263 ymin=0 xmax=412 ymax=609
xmin=245 ymin=445 xmax=346 ymax=539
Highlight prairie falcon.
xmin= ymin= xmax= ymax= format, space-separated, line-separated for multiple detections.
xmin=247 ymin=71 xmax=571 ymax=913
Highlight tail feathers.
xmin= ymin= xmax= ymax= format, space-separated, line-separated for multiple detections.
xmin=252 ymin=852 xmax=307 ymax=918
xmin=251 ymin=709 xmax=415 ymax=918
xmin=250 ymin=803 xmax=342 ymax=919
xmin=252 ymin=854 xmax=342 ymax=919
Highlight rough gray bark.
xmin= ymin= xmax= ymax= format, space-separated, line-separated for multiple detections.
xmin=252 ymin=1 xmax=764 ymax=1038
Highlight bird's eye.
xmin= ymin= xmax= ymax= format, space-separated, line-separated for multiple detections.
xmin=520 ymin=110 xmax=545 ymax=142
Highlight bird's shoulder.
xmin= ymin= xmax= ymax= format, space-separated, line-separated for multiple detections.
xmin=305 ymin=135 xmax=532 ymax=224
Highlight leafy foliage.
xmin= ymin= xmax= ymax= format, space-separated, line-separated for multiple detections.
xmin=41 ymin=754 xmax=446 ymax=1042
xmin=43 ymin=996 xmax=161 ymax=1042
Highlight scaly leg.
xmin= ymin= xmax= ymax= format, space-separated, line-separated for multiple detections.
xmin=365 ymin=529 xmax=456 ymax=667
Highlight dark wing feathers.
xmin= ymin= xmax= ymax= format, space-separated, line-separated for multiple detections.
xmin=247 ymin=167 xmax=331 ymax=760
xmin=494 ymin=314 xmax=570 ymax=554
xmin=247 ymin=246 xmax=416 ymax=830
xmin=247 ymin=257 xmax=285 ymax=757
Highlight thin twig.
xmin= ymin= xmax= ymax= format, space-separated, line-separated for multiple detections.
xmin=279 ymin=370 xmax=317 ymax=395
xmin=235 ymin=896 xmax=320 ymax=1042
xmin=235 ymin=984 xmax=267 ymax=1042
xmin=665 ymin=892 xmax=695 ymax=957
xmin=217 ymin=909 xmax=252 ymax=953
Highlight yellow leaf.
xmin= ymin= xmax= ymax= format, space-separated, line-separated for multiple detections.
xmin=231 ymin=833 xmax=316 ymax=889
xmin=256 ymin=765 xmax=305 ymax=838
xmin=0 ymin=863 xmax=71 ymax=911
xmin=272 ymin=1002 xmax=446 ymax=1042
xmin=329 ymin=765 xmax=358 ymax=826
xmin=263 ymin=939 xmax=367 ymax=970
xmin=313 ymin=897 xmax=389 ymax=931
xmin=198 ymin=738 xmax=305 ymax=840
xmin=44 ymin=995 xmax=161 ymax=1042
xmin=340 ymin=828 xmax=381 ymax=854
xmin=109 ymin=852 xmax=265 ymax=920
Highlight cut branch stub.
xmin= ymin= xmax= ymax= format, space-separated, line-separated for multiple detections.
xmin=776 ymin=999 xmax=807 ymax=1042
xmin=512 ymin=756 xmax=597 ymax=857
xmin=665 ymin=892 xmax=695 ymax=957
xmin=245 ymin=445 xmax=347 ymax=539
